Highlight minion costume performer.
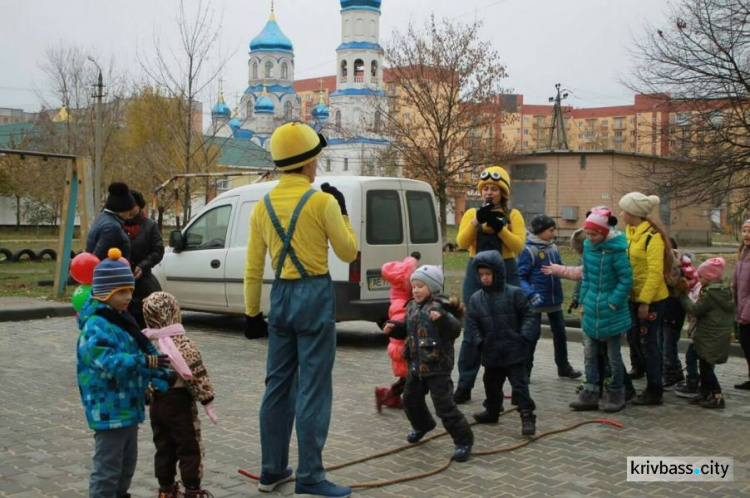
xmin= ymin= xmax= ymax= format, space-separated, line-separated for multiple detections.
xmin=243 ymin=122 xmax=358 ymax=497
xmin=453 ymin=166 xmax=527 ymax=404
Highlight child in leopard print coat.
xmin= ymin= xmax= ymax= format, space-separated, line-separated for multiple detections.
xmin=142 ymin=292 xmax=216 ymax=498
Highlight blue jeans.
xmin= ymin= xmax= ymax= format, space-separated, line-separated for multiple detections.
xmin=628 ymin=300 xmax=667 ymax=394
xmin=685 ymin=343 xmax=699 ymax=387
xmin=260 ymin=275 xmax=336 ymax=485
xmin=583 ymin=334 xmax=624 ymax=393
xmin=528 ymin=310 xmax=570 ymax=373
xmin=90 ymin=425 xmax=139 ymax=498
xmin=457 ymin=257 xmax=518 ymax=391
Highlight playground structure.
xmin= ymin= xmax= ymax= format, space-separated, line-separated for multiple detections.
xmin=0 ymin=148 xmax=95 ymax=297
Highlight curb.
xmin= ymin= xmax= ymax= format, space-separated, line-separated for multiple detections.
xmin=0 ymin=305 xmax=76 ymax=322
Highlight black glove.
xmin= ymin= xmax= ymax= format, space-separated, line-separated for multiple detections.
xmin=475 ymin=202 xmax=494 ymax=224
xmin=486 ymin=211 xmax=508 ymax=233
xmin=567 ymin=299 xmax=579 ymax=314
xmin=321 ymin=183 xmax=347 ymax=216
xmin=146 ymin=354 xmax=170 ymax=370
xmin=245 ymin=313 xmax=268 ymax=340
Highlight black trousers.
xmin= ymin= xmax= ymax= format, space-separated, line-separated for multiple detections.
xmin=403 ymin=374 xmax=473 ymax=446
xmin=698 ymin=356 xmax=721 ymax=396
xmin=149 ymin=388 xmax=203 ymax=487
xmin=483 ymin=363 xmax=535 ymax=414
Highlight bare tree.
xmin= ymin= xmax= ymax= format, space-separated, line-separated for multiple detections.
xmin=141 ymin=0 xmax=228 ymax=227
xmin=627 ymin=0 xmax=750 ymax=217
xmin=380 ymin=16 xmax=511 ymax=234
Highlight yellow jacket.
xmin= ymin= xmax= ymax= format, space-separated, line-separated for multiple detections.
xmin=625 ymin=220 xmax=669 ymax=304
xmin=244 ymin=174 xmax=358 ymax=316
xmin=456 ymin=207 xmax=526 ymax=258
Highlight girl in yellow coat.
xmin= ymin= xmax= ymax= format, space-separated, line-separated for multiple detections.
xmin=453 ymin=166 xmax=526 ymax=403
xmin=619 ymin=192 xmax=672 ymax=406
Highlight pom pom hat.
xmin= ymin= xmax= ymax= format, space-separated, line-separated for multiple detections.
xmin=410 ymin=265 xmax=444 ymax=295
xmin=697 ymin=257 xmax=726 ymax=282
xmin=92 ymin=248 xmax=135 ymax=301
xmin=619 ymin=192 xmax=660 ymax=218
xmin=584 ymin=208 xmax=615 ymax=236
xmin=270 ymin=122 xmax=328 ymax=171
xmin=104 ymin=182 xmax=136 ymax=213
xmin=477 ymin=166 xmax=511 ymax=197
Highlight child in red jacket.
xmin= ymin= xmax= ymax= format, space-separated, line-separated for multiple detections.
xmin=375 ymin=253 xmax=420 ymax=412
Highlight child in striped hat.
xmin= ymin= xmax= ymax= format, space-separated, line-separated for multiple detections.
xmin=77 ymin=248 xmax=171 ymax=498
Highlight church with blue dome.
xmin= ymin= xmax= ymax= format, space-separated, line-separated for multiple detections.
xmin=211 ymin=0 xmax=390 ymax=174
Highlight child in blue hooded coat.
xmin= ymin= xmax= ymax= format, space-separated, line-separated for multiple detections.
xmin=569 ymin=209 xmax=633 ymax=413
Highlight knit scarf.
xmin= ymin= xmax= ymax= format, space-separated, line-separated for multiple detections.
xmin=95 ymin=307 xmax=152 ymax=353
xmin=142 ymin=324 xmax=193 ymax=380
xmin=123 ymin=210 xmax=146 ymax=240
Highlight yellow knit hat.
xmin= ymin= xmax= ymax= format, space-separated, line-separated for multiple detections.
xmin=270 ymin=122 xmax=327 ymax=171
xmin=477 ymin=166 xmax=511 ymax=196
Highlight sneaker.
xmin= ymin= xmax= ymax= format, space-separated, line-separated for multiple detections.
xmin=473 ymin=410 xmax=500 ymax=424
xmin=258 ymin=466 xmax=294 ymax=492
xmin=674 ymin=385 xmax=700 ymax=399
xmin=453 ymin=444 xmax=472 ymax=462
xmin=700 ymin=393 xmax=726 ymax=409
xmin=569 ymin=390 xmax=599 ymax=411
xmin=663 ymin=372 xmax=685 ymax=390
xmin=558 ymin=365 xmax=583 ymax=380
xmin=294 ymin=480 xmax=351 ymax=498
xmin=407 ymin=423 xmax=436 ymax=443
xmin=158 ymin=483 xmax=182 ymax=498
xmin=453 ymin=388 xmax=471 ymax=404
xmin=734 ymin=380 xmax=750 ymax=390
xmin=631 ymin=391 xmax=663 ymax=406
xmin=602 ymin=391 xmax=626 ymax=413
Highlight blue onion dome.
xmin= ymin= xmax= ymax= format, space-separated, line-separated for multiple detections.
xmin=311 ymin=95 xmax=330 ymax=121
xmin=211 ymin=93 xmax=231 ymax=117
xmin=250 ymin=11 xmax=293 ymax=54
xmin=254 ymin=87 xmax=275 ymax=114
xmin=229 ymin=113 xmax=242 ymax=129
xmin=341 ymin=0 xmax=381 ymax=11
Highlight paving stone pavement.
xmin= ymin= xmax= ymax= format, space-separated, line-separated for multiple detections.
xmin=1 ymin=313 xmax=750 ymax=497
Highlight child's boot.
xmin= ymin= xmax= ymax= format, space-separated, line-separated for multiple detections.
xmin=383 ymin=393 xmax=403 ymax=409
xmin=473 ymin=409 xmax=500 ymax=424
xmin=158 ymin=483 xmax=182 ymax=498
xmin=375 ymin=387 xmax=389 ymax=413
xmin=569 ymin=390 xmax=599 ymax=411
xmin=700 ymin=392 xmax=725 ymax=409
xmin=602 ymin=390 xmax=626 ymax=413
xmin=520 ymin=410 xmax=536 ymax=436
xmin=183 ymin=487 xmax=213 ymax=498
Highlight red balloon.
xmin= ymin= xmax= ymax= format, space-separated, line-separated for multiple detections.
xmin=70 ymin=252 xmax=100 ymax=285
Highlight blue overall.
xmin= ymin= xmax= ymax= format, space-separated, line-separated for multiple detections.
xmin=259 ymin=190 xmax=338 ymax=486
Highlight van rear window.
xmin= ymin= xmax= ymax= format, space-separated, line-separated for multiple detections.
xmin=367 ymin=190 xmax=403 ymax=245
xmin=406 ymin=191 xmax=439 ymax=243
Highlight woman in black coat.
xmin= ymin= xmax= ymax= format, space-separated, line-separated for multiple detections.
xmin=124 ymin=190 xmax=164 ymax=328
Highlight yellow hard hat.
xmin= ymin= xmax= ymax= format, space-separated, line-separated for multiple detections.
xmin=270 ymin=122 xmax=327 ymax=171
xmin=477 ymin=166 xmax=511 ymax=196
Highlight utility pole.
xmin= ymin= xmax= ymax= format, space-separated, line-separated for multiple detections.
xmin=547 ymin=83 xmax=569 ymax=150
xmin=88 ymin=57 xmax=106 ymax=207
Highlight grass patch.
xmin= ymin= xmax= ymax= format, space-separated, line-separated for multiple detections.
xmin=0 ymin=260 xmax=72 ymax=299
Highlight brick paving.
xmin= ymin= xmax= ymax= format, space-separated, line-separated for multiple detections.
xmin=1 ymin=313 xmax=749 ymax=497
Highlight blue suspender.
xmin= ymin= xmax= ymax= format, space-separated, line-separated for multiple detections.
xmin=264 ymin=189 xmax=315 ymax=279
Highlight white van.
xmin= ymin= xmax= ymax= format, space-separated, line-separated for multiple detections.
xmin=152 ymin=176 xmax=443 ymax=324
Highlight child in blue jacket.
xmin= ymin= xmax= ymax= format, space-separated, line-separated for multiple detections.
xmin=518 ymin=214 xmax=581 ymax=380
xmin=77 ymin=248 xmax=171 ymax=498
xmin=569 ymin=209 xmax=633 ymax=413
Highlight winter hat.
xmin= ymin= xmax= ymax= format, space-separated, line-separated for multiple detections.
xmin=410 ymin=264 xmax=444 ymax=294
xmin=142 ymin=291 xmax=182 ymax=329
xmin=270 ymin=121 xmax=328 ymax=171
xmin=104 ymin=182 xmax=136 ymax=213
xmin=697 ymin=257 xmax=726 ymax=282
xmin=129 ymin=190 xmax=146 ymax=210
xmin=584 ymin=207 xmax=616 ymax=236
xmin=570 ymin=228 xmax=585 ymax=254
xmin=531 ymin=214 xmax=555 ymax=235
xmin=92 ymin=248 xmax=135 ymax=301
xmin=477 ymin=166 xmax=511 ymax=197
xmin=618 ymin=192 xmax=660 ymax=218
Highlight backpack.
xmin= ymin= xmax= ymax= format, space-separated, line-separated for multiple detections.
xmin=645 ymin=232 xmax=682 ymax=287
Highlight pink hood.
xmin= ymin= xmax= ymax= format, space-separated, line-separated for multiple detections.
xmin=381 ymin=256 xmax=419 ymax=322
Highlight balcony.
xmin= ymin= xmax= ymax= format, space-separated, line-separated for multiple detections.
xmin=354 ymin=75 xmax=364 ymax=83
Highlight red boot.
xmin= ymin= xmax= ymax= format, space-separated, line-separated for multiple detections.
xmin=383 ymin=393 xmax=403 ymax=409
xmin=375 ymin=387 xmax=389 ymax=413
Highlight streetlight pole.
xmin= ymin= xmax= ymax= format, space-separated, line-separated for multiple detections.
xmin=88 ymin=57 xmax=105 ymax=207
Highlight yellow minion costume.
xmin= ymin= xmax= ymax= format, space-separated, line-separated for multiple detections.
xmin=454 ymin=165 xmax=527 ymax=400
xmin=243 ymin=122 xmax=358 ymax=494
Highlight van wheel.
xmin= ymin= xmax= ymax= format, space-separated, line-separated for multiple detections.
xmin=13 ymin=248 xmax=37 ymax=262
xmin=37 ymin=248 xmax=57 ymax=261
xmin=0 ymin=248 xmax=12 ymax=262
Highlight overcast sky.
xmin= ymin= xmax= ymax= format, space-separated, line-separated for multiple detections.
xmin=0 ymin=0 xmax=672 ymax=119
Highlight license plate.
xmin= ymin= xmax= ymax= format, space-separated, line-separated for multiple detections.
xmin=367 ymin=276 xmax=390 ymax=291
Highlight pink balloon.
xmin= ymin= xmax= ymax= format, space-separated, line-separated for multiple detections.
xmin=70 ymin=252 xmax=100 ymax=285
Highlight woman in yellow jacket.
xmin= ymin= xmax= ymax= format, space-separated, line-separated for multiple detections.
xmin=619 ymin=192 xmax=671 ymax=406
xmin=452 ymin=166 xmax=526 ymax=404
